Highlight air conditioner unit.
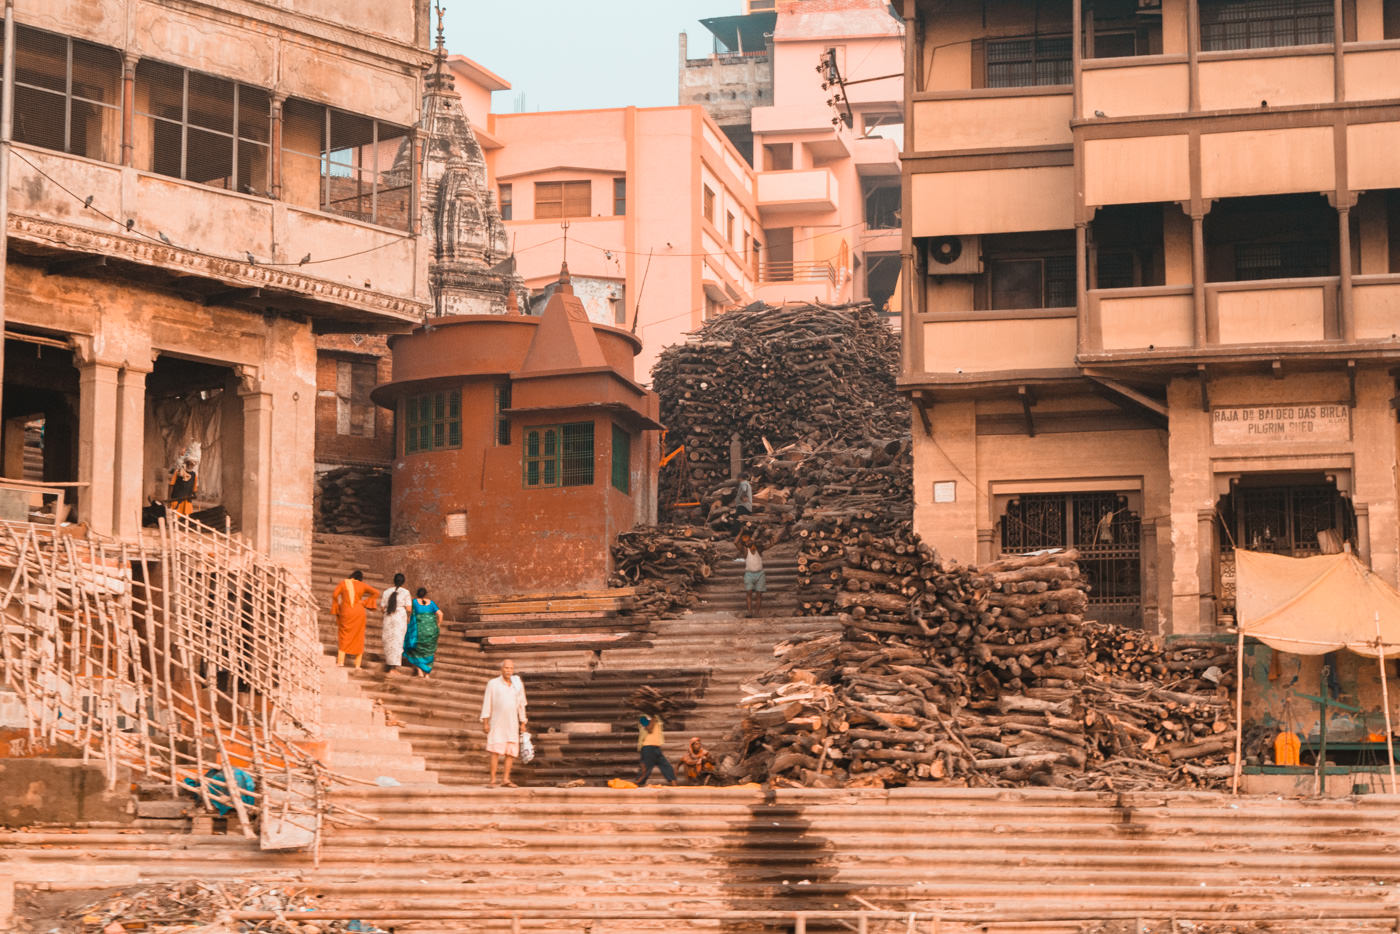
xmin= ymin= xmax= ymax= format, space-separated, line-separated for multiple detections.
xmin=927 ymin=236 xmax=982 ymax=275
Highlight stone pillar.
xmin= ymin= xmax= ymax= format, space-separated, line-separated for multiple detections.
xmin=1140 ymin=519 xmax=1159 ymax=633
xmin=76 ymin=348 xmax=120 ymax=535
xmin=1197 ymin=508 xmax=1217 ymax=633
xmin=976 ymin=528 xmax=995 ymax=566
xmin=238 ymin=367 xmax=273 ymax=554
xmin=112 ymin=362 xmax=150 ymax=540
xmin=1355 ymin=502 xmax=1371 ymax=567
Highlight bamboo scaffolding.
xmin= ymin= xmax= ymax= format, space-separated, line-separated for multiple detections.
xmin=0 ymin=511 xmax=335 ymax=847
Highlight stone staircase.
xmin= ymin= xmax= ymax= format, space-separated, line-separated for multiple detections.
xmin=11 ymin=786 xmax=1400 ymax=932
xmin=308 ymin=532 xmax=837 ymax=787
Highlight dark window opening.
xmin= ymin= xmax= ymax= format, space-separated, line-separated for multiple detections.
xmin=865 ymin=251 xmax=900 ymax=314
xmin=499 ymin=183 xmax=513 ymax=221
xmin=863 ymin=181 xmax=901 ymax=230
xmin=1218 ymin=481 xmax=1354 ymax=557
xmin=495 ymin=382 xmax=511 ymax=446
xmin=611 ymin=423 xmax=630 ymax=494
xmin=1204 ymin=194 xmax=1337 ymax=283
xmin=1200 ymin=0 xmax=1333 ymax=51
xmin=613 ymin=177 xmax=626 ymax=216
xmin=1091 ymin=204 xmax=1166 ymax=289
xmin=1002 ymin=491 xmax=1142 ymax=626
xmin=986 ymin=35 xmax=1072 ymax=88
xmin=13 ymin=25 xmax=122 ymax=162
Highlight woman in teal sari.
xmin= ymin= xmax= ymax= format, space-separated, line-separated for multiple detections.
xmin=403 ymin=587 xmax=442 ymax=677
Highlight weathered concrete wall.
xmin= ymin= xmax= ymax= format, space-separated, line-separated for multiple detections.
xmin=0 ymin=759 xmax=134 ymax=827
xmin=8 ymin=265 xmax=318 ymax=577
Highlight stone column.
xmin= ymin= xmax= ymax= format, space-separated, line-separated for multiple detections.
xmin=75 ymin=343 xmax=120 ymax=535
xmin=1355 ymin=502 xmax=1371 ymax=567
xmin=112 ymin=361 xmax=151 ymax=540
xmin=238 ymin=367 xmax=273 ymax=554
xmin=1197 ymin=508 xmax=1217 ymax=633
xmin=976 ymin=528 xmax=995 ymax=566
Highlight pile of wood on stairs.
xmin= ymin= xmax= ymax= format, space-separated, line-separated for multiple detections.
xmin=314 ymin=466 xmax=390 ymax=536
xmin=721 ymin=535 xmax=1236 ymax=792
xmin=617 ymin=302 xmax=911 ymax=610
xmin=609 ymin=525 xmax=720 ymax=617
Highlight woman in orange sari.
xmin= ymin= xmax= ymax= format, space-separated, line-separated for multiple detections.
xmin=332 ymin=570 xmax=380 ymax=668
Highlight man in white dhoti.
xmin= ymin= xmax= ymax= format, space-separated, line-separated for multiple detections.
xmin=480 ymin=658 xmax=527 ymax=786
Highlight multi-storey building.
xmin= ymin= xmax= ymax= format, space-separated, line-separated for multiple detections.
xmin=5 ymin=0 xmax=432 ymax=574
xmin=900 ymin=0 xmax=1400 ymax=633
xmin=487 ymin=105 xmax=760 ymax=381
xmin=683 ymin=0 xmax=905 ymax=311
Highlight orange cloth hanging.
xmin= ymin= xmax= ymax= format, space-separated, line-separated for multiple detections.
xmin=1273 ymin=730 xmax=1301 ymax=767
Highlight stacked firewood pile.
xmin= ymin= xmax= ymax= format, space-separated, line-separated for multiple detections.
xmin=315 ymin=466 xmax=390 ymax=536
xmin=723 ymin=538 xmax=1235 ymax=791
xmin=652 ymin=301 xmax=909 ymax=533
xmin=610 ymin=526 xmax=719 ymax=618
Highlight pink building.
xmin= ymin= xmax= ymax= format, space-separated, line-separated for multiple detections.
xmin=486 ymin=106 xmax=760 ymax=382
xmin=684 ymin=0 xmax=905 ymax=312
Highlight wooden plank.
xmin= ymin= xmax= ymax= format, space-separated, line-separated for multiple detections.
xmin=461 ymin=598 xmax=634 ymax=614
xmin=458 ymin=587 xmax=637 ymax=604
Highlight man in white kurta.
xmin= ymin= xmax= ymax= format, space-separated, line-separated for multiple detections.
xmin=480 ymin=658 xmax=527 ymax=786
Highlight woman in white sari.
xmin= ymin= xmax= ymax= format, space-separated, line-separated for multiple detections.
xmin=380 ymin=572 xmax=411 ymax=673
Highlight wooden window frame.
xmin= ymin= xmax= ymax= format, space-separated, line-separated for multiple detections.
xmin=499 ymin=183 xmax=512 ymax=221
xmin=613 ymin=177 xmax=626 ymax=216
xmin=535 ymin=180 xmax=591 ymax=220
xmin=703 ymin=185 xmax=715 ymax=223
xmin=402 ymin=390 xmax=462 ymax=455
xmin=523 ymin=421 xmax=594 ymax=488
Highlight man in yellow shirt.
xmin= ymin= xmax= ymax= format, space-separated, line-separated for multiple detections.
xmin=636 ymin=714 xmax=676 ymax=786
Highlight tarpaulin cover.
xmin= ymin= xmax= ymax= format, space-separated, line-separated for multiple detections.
xmin=1235 ymin=549 xmax=1400 ymax=656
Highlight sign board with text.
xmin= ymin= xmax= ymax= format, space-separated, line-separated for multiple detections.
xmin=1211 ymin=404 xmax=1351 ymax=445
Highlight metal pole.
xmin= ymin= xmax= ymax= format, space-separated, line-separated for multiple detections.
xmin=1376 ymin=612 xmax=1398 ymax=795
xmin=0 ymin=0 xmax=16 ymax=457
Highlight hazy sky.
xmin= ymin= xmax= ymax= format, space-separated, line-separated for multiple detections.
xmin=442 ymin=0 xmax=738 ymax=113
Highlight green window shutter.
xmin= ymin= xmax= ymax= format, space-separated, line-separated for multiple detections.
xmin=611 ymin=424 xmax=630 ymax=494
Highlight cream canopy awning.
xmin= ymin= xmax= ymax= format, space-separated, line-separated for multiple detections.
xmin=1236 ymin=549 xmax=1400 ymax=657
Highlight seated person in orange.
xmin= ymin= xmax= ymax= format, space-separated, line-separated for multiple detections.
xmin=167 ymin=457 xmax=198 ymax=516
xmin=678 ymin=736 xmax=717 ymax=786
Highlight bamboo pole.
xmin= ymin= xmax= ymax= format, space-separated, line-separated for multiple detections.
xmin=1375 ymin=612 xmax=1398 ymax=795
xmin=1231 ymin=628 xmax=1245 ymax=795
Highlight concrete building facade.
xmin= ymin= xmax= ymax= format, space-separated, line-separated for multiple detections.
xmin=487 ymin=105 xmax=760 ymax=382
xmin=900 ymin=0 xmax=1400 ymax=634
xmin=683 ymin=0 xmax=906 ymax=312
xmin=4 ymin=0 xmax=433 ymax=576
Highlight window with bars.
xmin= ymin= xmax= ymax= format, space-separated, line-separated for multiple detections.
xmin=1222 ymin=485 xmax=1352 ymax=555
xmin=1234 ymin=241 xmax=1330 ymax=281
xmin=1096 ymin=251 xmax=1138 ymax=290
xmin=613 ymin=177 xmax=626 ymax=216
xmin=988 ymin=254 xmax=1076 ymax=309
xmin=1200 ymin=0 xmax=1333 ymax=51
xmin=611 ymin=424 xmax=630 ymax=494
xmin=523 ymin=422 xmax=595 ymax=488
xmin=499 ymin=183 xmax=512 ymax=220
xmin=986 ymin=36 xmax=1072 ymax=88
xmin=281 ymin=98 xmax=410 ymax=229
xmin=1001 ymin=492 xmax=1142 ymax=623
xmin=134 ymin=60 xmax=272 ymax=195
xmin=534 ymin=180 xmax=591 ymax=219
xmin=12 ymin=25 xmax=122 ymax=163
xmin=495 ymin=382 xmax=512 ymax=446
xmin=403 ymin=390 xmax=462 ymax=454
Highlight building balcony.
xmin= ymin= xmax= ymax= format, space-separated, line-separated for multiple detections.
xmin=852 ymin=136 xmax=900 ymax=178
xmin=756 ymin=168 xmax=839 ymax=214
xmin=1080 ymin=43 xmax=1400 ymax=123
xmin=10 ymin=144 xmax=425 ymax=324
xmin=912 ymin=309 xmax=1078 ymax=383
xmin=1085 ymin=275 xmax=1400 ymax=363
xmin=911 ymin=88 xmax=1072 ymax=154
